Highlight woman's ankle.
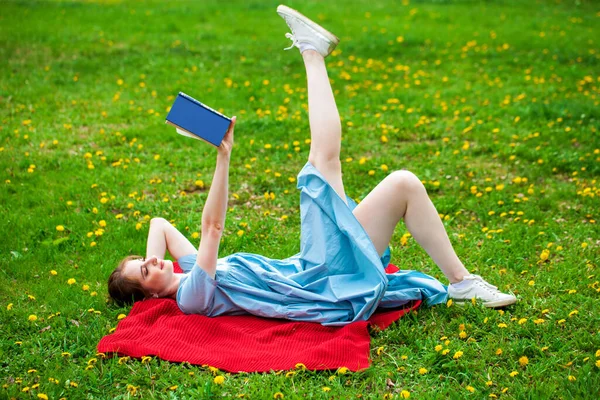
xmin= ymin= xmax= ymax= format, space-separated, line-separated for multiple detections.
xmin=302 ymin=49 xmax=323 ymax=60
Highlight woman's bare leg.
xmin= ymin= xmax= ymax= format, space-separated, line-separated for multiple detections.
xmin=353 ymin=170 xmax=469 ymax=283
xmin=302 ymin=50 xmax=348 ymax=205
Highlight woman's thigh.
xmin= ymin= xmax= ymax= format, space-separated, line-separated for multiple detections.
xmin=352 ymin=172 xmax=410 ymax=257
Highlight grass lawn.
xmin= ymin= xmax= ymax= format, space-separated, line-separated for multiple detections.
xmin=1 ymin=0 xmax=599 ymax=398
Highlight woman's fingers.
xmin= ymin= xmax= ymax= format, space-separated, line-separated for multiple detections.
xmin=227 ymin=116 xmax=237 ymax=133
xmin=219 ymin=116 xmax=236 ymax=154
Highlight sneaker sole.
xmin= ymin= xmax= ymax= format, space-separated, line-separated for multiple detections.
xmin=451 ymin=297 xmax=517 ymax=308
xmin=276 ymin=5 xmax=340 ymax=45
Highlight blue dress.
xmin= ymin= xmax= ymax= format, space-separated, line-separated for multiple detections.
xmin=176 ymin=161 xmax=448 ymax=326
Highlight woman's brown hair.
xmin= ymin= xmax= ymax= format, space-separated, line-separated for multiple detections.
xmin=107 ymin=255 xmax=150 ymax=306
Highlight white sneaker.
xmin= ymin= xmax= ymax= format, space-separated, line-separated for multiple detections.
xmin=277 ymin=5 xmax=340 ymax=58
xmin=448 ymin=275 xmax=517 ymax=308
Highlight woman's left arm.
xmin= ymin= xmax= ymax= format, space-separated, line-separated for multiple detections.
xmin=146 ymin=218 xmax=196 ymax=260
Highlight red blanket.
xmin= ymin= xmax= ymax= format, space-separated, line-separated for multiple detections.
xmin=98 ymin=263 xmax=421 ymax=372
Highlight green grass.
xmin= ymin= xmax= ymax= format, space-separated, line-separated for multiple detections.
xmin=1 ymin=0 xmax=599 ymax=398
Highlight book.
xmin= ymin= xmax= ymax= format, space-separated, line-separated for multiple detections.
xmin=165 ymin=92 xmax=231 ymax=147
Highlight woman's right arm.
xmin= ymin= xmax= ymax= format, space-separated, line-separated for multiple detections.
xmin=195 ymin=117 xmax=236 ymax=280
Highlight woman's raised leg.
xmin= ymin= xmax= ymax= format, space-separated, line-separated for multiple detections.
xmin=302 ymin=50 xmax=347 ymax=206
xmin=276 ymin=5 xmax=347 ymax=205
xmin=352 ymin=170 xmax=469 ymax=283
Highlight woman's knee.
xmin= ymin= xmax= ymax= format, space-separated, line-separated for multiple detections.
xmin=150 ymin=217 xmax=168 ymax=227
xmin=387 ymin=170 xmax=426 ymax=195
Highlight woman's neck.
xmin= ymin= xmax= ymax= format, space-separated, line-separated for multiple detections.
xmin=163 ymin=273 xmax=183 ymax=299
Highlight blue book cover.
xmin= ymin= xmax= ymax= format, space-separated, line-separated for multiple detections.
xmin=165 ymin=92 xmax=231 ymax=147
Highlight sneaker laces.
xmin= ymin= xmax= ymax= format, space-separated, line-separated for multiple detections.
xmin=464 ymin=274 xmax=500 ymax=293
xmin=283 ymin=32 xmax=299 ymax=51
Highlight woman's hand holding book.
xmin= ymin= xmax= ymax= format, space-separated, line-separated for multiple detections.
xmin=217 ymin=116 xmax=236 ymax=158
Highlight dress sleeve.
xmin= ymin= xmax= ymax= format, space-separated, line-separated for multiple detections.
xmin=177 ymin=254 xmax=197 ymax=273
xmin=176 ymin=263 xmax=218 ymax=315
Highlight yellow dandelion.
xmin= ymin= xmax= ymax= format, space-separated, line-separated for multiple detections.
xmin=99 ymin=220 xmax=107 ymax=227
xmin=435 ymin=345 xmax=443 ymax=352
xmin=568 ymin=375 xmax=576 ymax=382
xmin=337 ymin=367 xmax=348 ymax=375
xmin=496 ymin=348 xmax=503 ymax=355
xmin=7 ymin=303 xmax=13 ymax=310
xmin=519 ymin=356 xmax=529 ymax=366
xmin=418 ymin=368 xmax=428 ymax=375
xmin=446 ymin=299 xmax=453 ymax=307
xmin=67 ymin=278 xmax=76 ymax=285
xmin=295 ymin=363 xmax=306 ymax=370
xmin=50 ymin=270 xmax=57 ymax=276
xmin=442 ymin=349 xmax=450 ymax=355
xmin=466 ymin=386 xmax=475 ymax=393
xmin=117 ymin=314 xmax=127 ymax=320
xmin=453 ymin=351 xmax=463 ymax=359
xmin=376 ymin=346 xmax=385 ymax=356
xmin=169 ymin=385 xmax=178 ymax=391
xmin=28 ymin=314 xmax=37 ymax=322
xmin=595 ymin=360 xmax=600 ymax=368
xmin=400 ymin=390 xmax=410 ymax=398
xmin=56 ymin=225 xmax=65 ymax=232
xmin=214 ymin=375 xmax=225 ymax=384
xmin=126 ymin=384 xmax=138 ymax=395
xmin=322 ymin=387 xmax=331 ymax=392
xmin=509 ymin=371 xmax=519 ymax=377
xmin=273 ymin=392 xmax=284 ymax=399
xmin=38 ymin=394 xmax=48 ymax=400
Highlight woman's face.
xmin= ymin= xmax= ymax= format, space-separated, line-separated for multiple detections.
xmin=122 ymin=256 xmax=175 ymax=297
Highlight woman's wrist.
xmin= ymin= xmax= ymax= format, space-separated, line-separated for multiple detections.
xmin=217 ymin=151 xmax=231 ymax=162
